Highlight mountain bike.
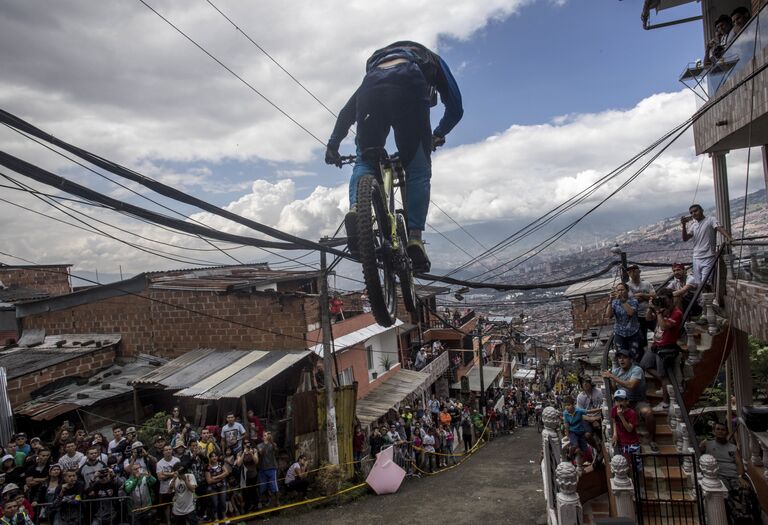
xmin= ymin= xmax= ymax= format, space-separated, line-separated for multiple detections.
xmin=339 ymin=149 xmax=417 ymax=327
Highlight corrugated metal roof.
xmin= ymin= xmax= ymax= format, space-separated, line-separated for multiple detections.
xmin=133 ymin=348 xmax=311 ymax=400
xmin=309 ymin=319 xmax=403 ymax=357
xmin=356 ymin=369 xmax=429 ymax=426
xmin=0 ymin=334 xmax=121 ymax=380
xmin=15 ymin=354 xmax=166 ymax=421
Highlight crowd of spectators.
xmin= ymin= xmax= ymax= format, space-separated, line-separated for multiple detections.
xmin=0 ymin=406 xmax=311 ymax=525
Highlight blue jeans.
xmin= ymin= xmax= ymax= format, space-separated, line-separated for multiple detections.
xmin=348 ymin=62 xmax=432 ymax=231
xmin=258 ymin=468 xmax=278 ymax=494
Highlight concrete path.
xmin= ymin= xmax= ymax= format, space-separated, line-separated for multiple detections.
xmin=262 ymin=426 xmax=546 ymax=524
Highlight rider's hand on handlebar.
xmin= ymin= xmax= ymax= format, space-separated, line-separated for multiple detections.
xmin=431 ymin=134 xmax=445 ymax=152
xmin=325 ymin=145 xmax=342 ymax=167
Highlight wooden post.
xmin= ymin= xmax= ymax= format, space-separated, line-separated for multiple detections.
xmin=132 ymin=387 xmax=141 ymax=424
xmin=320 ymin=242 xmax=339 ymax=465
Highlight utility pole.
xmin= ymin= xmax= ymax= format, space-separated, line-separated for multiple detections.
xmin=319 ymin=240 xmax=339 ymax=465
xmin=476 ymin=318 xmax=486 ymax=415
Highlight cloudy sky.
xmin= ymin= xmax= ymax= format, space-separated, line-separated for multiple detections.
xmin=0 ymin=0 xmax=763 ymax=287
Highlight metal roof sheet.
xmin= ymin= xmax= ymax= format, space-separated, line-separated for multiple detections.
xmin=130 ymin=348 xmax=217 ymax=387
xmin=309 ymin=319 xmax=403 ymax=357
xmin=356 ymin=369 xmax=429 ymax=426
xmin=134 ymin=348 xmax=311 ymax=400
xmin=15 ymin=354 xmax=165 ymax=420
xmin=180 ymin=350 xmax=310 ymax=400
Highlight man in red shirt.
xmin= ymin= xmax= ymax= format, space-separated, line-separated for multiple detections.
xmin=611 ymin=389 xmax=641 ymax=472
xmin=641 ymin=288 xmax=682 ymax=412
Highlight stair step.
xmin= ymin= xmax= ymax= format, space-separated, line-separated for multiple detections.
xmin=642 ymin=444 xmax=678 ymax=454
xmin=641 ymin=487 xmax=697 ymax=502
xmin=643 ymin=464 xmax=690 ymax=481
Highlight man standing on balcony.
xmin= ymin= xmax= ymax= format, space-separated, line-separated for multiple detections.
xmin=681 ymin=204 xmax=733 ymax=288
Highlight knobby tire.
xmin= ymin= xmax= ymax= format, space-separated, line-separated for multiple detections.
xmin=356 ymin=175 xmax=397 ymax=327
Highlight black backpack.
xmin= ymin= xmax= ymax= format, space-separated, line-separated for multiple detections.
xmin=365 ymin=41 xmax=440 ymax=106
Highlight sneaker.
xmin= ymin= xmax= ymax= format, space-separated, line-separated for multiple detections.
xmin=406 ymin=239 xmax=431 ymax=273
xmin=649 ymin=441 xmax=660 ymax=453
xmin=344 ymin=206 xmax=359 ymax=258
xmin=652 ymin=402 xmax=669 ymax=412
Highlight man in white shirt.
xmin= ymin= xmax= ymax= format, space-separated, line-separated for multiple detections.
xmin=681 ymin=204 xmax=732 ymax=288
xmin=156 ymin=445 xmax=180 ymax=525
xmin=170 ymin=463 xmax=197 ymax=525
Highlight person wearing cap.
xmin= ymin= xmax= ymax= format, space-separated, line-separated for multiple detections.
xmin=13 ymin=435 xmax=29 ymax=457
xmin=611 ymin=389 xmax=641 ymax=471
xmin=602 ymin=347 xmax=659 ymax=453
xmin=123 ymin=441 xmax=157 ymax=478
xmin=626 ymin=264 xmax=655 ymax=360
xmin=152 ymin=435 xmax=167 ymax=460
xmin=605 ymin=282 xmax=641 ymax=358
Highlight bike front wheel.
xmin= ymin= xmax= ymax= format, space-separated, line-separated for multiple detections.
xmin=356 ymin=174 xmax=397 ymax=327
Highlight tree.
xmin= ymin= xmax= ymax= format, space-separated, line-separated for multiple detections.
xmin=749 ymin=337 xmax=768 ymax=402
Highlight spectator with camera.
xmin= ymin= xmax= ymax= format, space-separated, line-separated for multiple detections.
xmin=626 ymin=265 xmax=655 ymax=360
xmin=704 ymin=15 xmax=734 ymax=66
xmin=681 ymin=204 xmax=732 ymax=288
xmin=87 ymin=466 xmax=121 ymax=525
xmin=642 ymin=288 xmax=683 ymax=412
xmin=605 ymin=282 xmax=641 ymax=358
xmin=123 ymin=462 xmax=156 ymax=525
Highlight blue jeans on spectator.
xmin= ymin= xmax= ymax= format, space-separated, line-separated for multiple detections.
xmin=614 ymin=331 xmax=641 ymax=358
xmin=568 ymin=431 xmax=589 ymax=452
xmin=258 ymin=468 xmax=278 ymax=494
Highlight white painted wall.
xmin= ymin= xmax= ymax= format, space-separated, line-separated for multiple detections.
xmin=365 ymin=328 xmax=398 ymax=382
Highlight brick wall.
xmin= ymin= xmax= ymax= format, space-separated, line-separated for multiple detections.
xmin=0 ymin=266 xmax=71 ymax=295
xmin=23 ymin=289 xmax=311 ymax=359
xmin=725 ymin=279 xmax=768 ymax=342
xmin=569 ymin=295 xmax=611 ymax=335
xmin=6 ymin=347 xmax=115 ymax=406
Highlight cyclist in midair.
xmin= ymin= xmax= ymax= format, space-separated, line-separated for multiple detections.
xmin=325 ymin=40 xmax=463 ymax=272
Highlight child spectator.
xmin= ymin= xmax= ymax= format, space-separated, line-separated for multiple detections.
xmin=611 ymin=389 xmax=641 ymax=472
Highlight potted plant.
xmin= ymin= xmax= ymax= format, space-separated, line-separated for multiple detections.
xmin=379 ymin=354 xmax=392 ymax=371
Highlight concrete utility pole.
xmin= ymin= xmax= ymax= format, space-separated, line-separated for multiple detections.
xmin=319 ymin=240 xmax=339 ymax=465
xmin=476 ymin=319 xmax=486 ymax=414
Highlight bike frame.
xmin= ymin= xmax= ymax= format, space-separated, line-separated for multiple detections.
xmin=377 ymin=155 xmax=405 ymax=255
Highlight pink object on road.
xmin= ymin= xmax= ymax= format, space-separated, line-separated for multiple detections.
xmin=365 ymin=445 xmax=406 ymax=495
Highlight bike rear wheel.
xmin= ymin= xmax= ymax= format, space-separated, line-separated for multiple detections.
xmin=356 ymin=174 xmax=397 ymax=327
